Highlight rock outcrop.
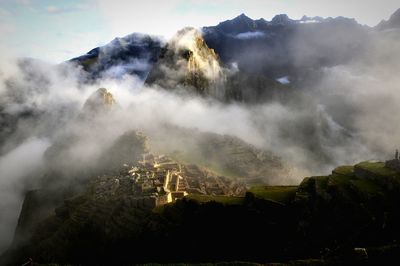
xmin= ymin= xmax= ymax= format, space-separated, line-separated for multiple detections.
xmin=145 ymin=28 xmax=226 ymax=98
xmin=82 ymin=88 xmax=117 ymax=114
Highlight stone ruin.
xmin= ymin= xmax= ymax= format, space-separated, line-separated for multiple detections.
xmin=385 ymin=149 xmax=400 ymax=172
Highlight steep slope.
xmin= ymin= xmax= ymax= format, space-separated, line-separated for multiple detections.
xmin=82 ymin=88 xmax=117 ymax=113
xmin=145 ymin=28 xmax=226 ymax=98
xmin=294 ymin=161 xmax=400 ymax=256
xmin=376 ymin=8 xmax=400 ymax=30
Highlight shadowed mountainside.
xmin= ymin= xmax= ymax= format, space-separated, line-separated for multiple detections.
xmin=1 ymin=159 xmax=400 ymax=265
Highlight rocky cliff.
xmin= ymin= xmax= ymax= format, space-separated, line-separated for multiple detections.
xmin=145 ymin=28 xmax=226 ymax=98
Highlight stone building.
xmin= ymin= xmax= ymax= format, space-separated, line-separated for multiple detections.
xmin=385 ymin=149 xmax=400 ymax=172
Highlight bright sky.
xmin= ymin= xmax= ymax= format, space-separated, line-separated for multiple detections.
xmin=0 ymin=0 xmax=399 ymax=63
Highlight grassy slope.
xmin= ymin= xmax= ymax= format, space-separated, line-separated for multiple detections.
xmin=356 ymin=161 xmax=400 ymax=177
xmin=185 ymin=194 xmax=245 ymax=205
xmin=248 ymin=186 xmax=298 ymax=204
xmin=298 ymin=162 xmax=398 ymax=201
xmin=182 ymin=162 xmax=396 ymax=206
xmin=332 ymin=165 xmax=355 ymax=177
xmin=183 ymin=186 xmax=298 ymax=206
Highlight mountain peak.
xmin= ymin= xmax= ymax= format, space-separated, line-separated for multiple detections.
xmin=230 ymin=13 xmax=254 ymax=25
xmin=145 ymin=28 xmax=224 ymax=96
xmin=82 ymin=88 xmax=117 ymax=114
xmin=236 ymin=13 xmax=251 ymax=20
xmin=390 ymin=8 xmax=400 ymax=20
xmin=271 ymin=14 xmax=292 ymax=25
xmin=214 ymin=13 xmax=256 ymax=34
xmin=376 ymin=8 xmax=400 ymax=30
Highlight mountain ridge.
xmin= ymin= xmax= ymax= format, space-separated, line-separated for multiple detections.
xmin=69 ymin=9 xmax=399 ymax=98
xmin=376 ymin=8 xmax=400 ymax=30
xmin=69 ymin=9 xmax=382 ymax=99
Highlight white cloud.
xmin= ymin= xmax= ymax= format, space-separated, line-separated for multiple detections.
xmin=0 ymin=138 xmax=49 ymax=252
xmin=277 ymin=76 xmax=290 ymax=84
xmin=235 ymin=31 xmax=265 ymax=40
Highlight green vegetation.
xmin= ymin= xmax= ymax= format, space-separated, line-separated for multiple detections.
xmin=248 ymin=186 xmax=297 ymax=204
xmin=185 ymin=194 xmax=245 ymax=205
xmin=332 ymin=165 xmax=355 ymax=177
xmin=350 ymin=179 xmax=381 ymax=194
xmin=6 ymin=160 xmax=400 ymax=265
xmin=329 ymin=173 xmax=352 ymax=186
xmin=356 ymin=161 xmax=399 ymax=177
xmin=314 ymin=176 xmax=329 ymax=189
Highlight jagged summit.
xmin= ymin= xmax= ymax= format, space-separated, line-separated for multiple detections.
xmin=215 ymin=13 xmax=258 ymax=34
xmin=390 ymin=8 xmax=400 ymax=22
xmin=233 ymin=13 xmax=256 ymax=25
xmin=270 ymin=14 xmax=292 ymax=25
xmin=82 ymin=88 xmax=117 ymax=113
xmin=236 ymin=13 xmax=251 ymax=20
xmin=377 ymin=8 xmax=400 ymax=30
xmin=66 ymin=10 xmax=394 ymax=103
xmin=145 ymin=28 xmax=225 ymax=97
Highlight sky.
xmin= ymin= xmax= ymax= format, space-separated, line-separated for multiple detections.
xmin=0 ymin=0 xmax=399 ymax=63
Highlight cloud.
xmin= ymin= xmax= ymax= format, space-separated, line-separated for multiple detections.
xmin=0 ymin=138 xmax=50 ymax=253
xmin=276 ymin=76 xmax=290 ymax=84
xmin=235 ymin=31 xmax=265 ymax=40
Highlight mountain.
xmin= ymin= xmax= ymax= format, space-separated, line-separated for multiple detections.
xmin=68 ymin=12 xmax=372 ymax=101
xmin=70 ymin=33 xmax=164 ymax=80
xmin=202 ymin=13 xmax=368 ymax=80
xmin=66 ymin=8 xmax=400 ymax=98
xmin=376 ymin=8 xmax=400 ymax=30
xmin=147 ymin=125 xmax=289 ymax=183
xmin=145 ymin=28 xmax=225 ymax=97
xmin=145 ymin=27 xmax=290 ymax=101
xmin=82 ymin=87 xmax=117 ymax=114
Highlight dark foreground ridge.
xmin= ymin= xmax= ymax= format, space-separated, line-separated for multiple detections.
xmin=1 ymin=155 xmax=400 ymax=265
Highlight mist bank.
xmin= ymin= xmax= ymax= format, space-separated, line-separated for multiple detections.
xmin=0 ymin=27 xmax=399 ymax=184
